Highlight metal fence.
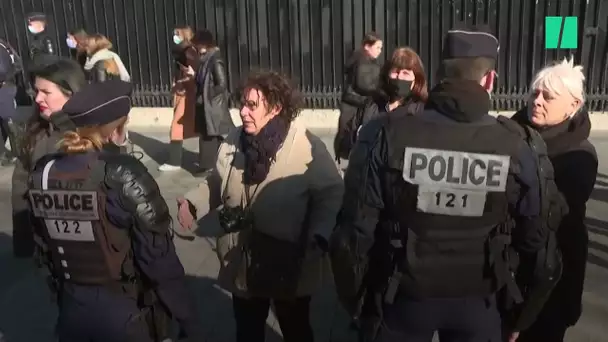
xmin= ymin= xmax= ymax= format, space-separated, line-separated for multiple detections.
xmin=1 ymin=0 xmax=607 ymax=110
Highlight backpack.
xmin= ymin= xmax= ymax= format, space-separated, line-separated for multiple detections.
xmin=335 ymin=98 xmax=374 ymax=161
xmin=0 ymin=39 xmax=23 ymax=81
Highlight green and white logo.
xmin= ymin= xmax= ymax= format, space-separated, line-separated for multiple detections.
xmin=545 ymin=16 xmax=578 ymax=49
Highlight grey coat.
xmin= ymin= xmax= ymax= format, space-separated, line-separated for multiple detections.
xmin=12 ymin=128 xmax=63 ymax=257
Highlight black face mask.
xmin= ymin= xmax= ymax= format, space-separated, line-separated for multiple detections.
xmin=386 ymin=79 xmax=413 ymax=99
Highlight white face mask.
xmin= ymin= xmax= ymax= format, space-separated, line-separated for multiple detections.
xmin=173 ymin=35 xmax=183 ymax=45
xmin=66 ymin=38 xmax=77 ymax=49
xmin=28 ymin=26 xmax=38 ymax=34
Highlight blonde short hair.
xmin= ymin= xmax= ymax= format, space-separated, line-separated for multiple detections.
xmin=85 ymin=34 xmax=113 ymax=55
xmin=530 ymin=56 xmax=586 ymax=104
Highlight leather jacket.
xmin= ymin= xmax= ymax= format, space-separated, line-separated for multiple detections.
xmin=341 ymin=50 xmax=381 ymax=107
xmin=103 ymin=153 xmax=197 ymax=337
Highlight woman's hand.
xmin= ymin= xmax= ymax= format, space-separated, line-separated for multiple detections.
xmin=177 ymin=197 xmax=196 ymax=231
xmin=180 ymin=64 xmax=195 ymax=77
xmin=508 ymin=331 xmax=520 ymax=342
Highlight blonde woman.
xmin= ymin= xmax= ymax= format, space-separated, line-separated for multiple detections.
xmin=24 ymin=80 xmax=198 ymax=341
xmin=84 ymin=33 xmax=131 ymax=151
xmin=159 ymin=25 xmax=199 ymax=171
xmin=84 ymin=33 xmax=130 ymax=83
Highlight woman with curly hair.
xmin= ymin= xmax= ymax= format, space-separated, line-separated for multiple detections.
xmin=177 ymin=70 xmax=344 ymax=342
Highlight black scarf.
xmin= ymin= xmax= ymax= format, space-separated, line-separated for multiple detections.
xmin=511 ymin=107 xmax=591 ymax=156
xmin=241 ymin=116 xmax=291 ymax=185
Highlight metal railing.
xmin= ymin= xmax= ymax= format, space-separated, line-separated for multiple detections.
xmin=1 ymin=0 xmax=607 ymax=111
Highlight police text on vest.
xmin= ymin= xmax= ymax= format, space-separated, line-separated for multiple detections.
xmin=403 ymin=148 xmax=511 ymax=217
xmin=28 ymin=190 xmax=99 ymax=242
xmin=28 ymin=190 xmax=99 ymax=220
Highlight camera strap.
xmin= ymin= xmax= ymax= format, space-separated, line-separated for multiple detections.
xmin=244 ymin=184 xmax=260 ymax=209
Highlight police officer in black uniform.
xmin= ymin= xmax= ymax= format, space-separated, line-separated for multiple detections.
xmin=26 ymin=13 xmax=57 ymax=69
xmin=26 ymin=80 xmax=198 ymax=342
xmin=330 ymin=24 xmax=558 ymax=342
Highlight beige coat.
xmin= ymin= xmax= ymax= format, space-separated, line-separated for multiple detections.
xmin=185 ymin=120 xmax=344 ymax=297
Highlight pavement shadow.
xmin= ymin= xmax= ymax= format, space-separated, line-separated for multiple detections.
xmin=597 ymin=172 xmax=608 ymax=179
xmin=590 ymin=184 xmax=608 ymax=203
xmin=0 ymin=233 xmax=57 ymax=342
xmin=0 ymin=233 xmax=39 ymax=294
xmin=129 ymin=132 xmax=200 ymax=175
xmin=595 ymin=173 xmax=608 ymax=189
xmin=185 ymin=275 xmax=286 ymax=342
xmin=586 ymin=218 xmax=608 ymax=269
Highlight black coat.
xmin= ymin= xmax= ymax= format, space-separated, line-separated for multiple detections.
xmin=360 ymin=92 xmax=425 ymax=128
xmin=27 ymin=33 xmax=57 ymax=69
xmin=341 ymin=50 xmax=381 ymax=107
xmin=12 ymin=125 xmax=63 ymax=257
xmin=511 ymin=108 xmax=598 ymax=329
xmin=334 ymin=51 xmax=381 ymax=160
xmin=194 ymin=49 xmax=233 ymax=137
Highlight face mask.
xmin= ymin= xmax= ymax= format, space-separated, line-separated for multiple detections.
xmin=386 ymin=79 xmax=413 ymax=99
xmin=28 ymin=26 xmax=38 ymax=34
xmin=173 ymin=35 xmax=183 ymax=45
xmin=66 ymin=38 xmax=77 ymax=49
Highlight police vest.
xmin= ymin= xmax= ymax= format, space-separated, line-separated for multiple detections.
xmin=27 ymin=154 xmax=133 ymax=286
xmin=383 ymin=112 xmax=524 ymax=299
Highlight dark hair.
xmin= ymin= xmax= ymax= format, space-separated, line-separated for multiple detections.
xmin=438 ymin=57 xmax=496 ymax=82
xmin=383 ymin=47 xmax=428 ymax=102
xmin=68 ymin=28 xmax=88 ymax=55
xmin=20 ymin=59 xmax=87 ymax=169
xmin=27 ymin=12 xmax=47 ymax=23
xmin=192 ymin=29 xmax=216 ymax=49
xmin=238 ymin=70 xmax=303 ymax=123
xmin=68 ymin=28 xmax=87 ymax=37
xmin=362 ymin=32 xmax=381 ymax=47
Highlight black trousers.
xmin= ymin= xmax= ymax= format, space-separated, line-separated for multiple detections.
xmin=232 ymin=295 xmax=314 ymax=342
xmin=57 ymin=285 xmax=153 ymax=342
xmin=198 ymin=134 xmax=222 ymax=170
xmin=376 ymin=294 xmax=502 ymax=342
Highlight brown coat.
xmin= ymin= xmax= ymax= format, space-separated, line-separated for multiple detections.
xmin=184 ymin=121 xmax=344 ymax=297
xmin=171 ymin=45 xmax=199 ymax=140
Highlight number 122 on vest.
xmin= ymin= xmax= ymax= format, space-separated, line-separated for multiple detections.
xmin=45 ymin=219 xmax=95 ymax=242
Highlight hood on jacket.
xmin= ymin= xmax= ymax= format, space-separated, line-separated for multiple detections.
xmin=425 ymin=79 xmax=491 ymax=122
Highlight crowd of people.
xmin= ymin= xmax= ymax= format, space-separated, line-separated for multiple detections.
xmin=0 ymin=11 xmax=598 ymax=342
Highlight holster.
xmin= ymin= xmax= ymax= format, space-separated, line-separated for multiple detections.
xmin=141 ymin=289 xmax=172 ymax=342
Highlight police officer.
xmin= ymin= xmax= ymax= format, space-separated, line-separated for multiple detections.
xmin=0 ymin=40 xmax=19 ymax=165
xmin=26 ymin=12 xmax=57 ymax=69
xmin=330 ymin=24 xmax=558 ymax=342
xmin=26 ymin=80 xmax=198 ymax=341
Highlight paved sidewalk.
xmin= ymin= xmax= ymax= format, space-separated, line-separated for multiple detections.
xmin=0 ymin=129 xmax=607 ymax=341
